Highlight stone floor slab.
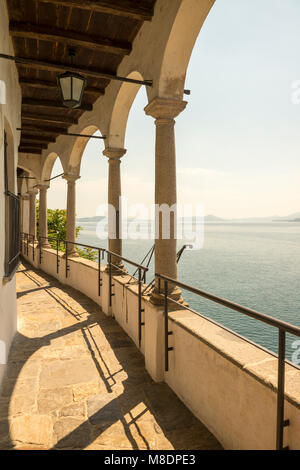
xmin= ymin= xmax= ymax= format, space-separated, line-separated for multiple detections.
xmin=0 ymin=262 xmax=222 ymax=450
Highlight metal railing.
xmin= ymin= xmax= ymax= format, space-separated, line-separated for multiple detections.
xmin=19 ymin=231 xmax=299 ymax=449
xmin=155 ymin=272 xmax=300 ymax=451
xmin=20 ymin=232 xmax=35 ymax=261
xmin=21 ymin=234 xmax=149 ymax=347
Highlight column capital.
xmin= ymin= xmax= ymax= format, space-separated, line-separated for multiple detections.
xmin=63 ymin=174 xmax=80 ymax=183
xmin=20 ymin=193 xmax=30 ymax=200
xmin=144 ymin=97 xmax=187 ymax=120
xmin=36 ymin=183 xmax=50 ymax=191
xmin=103 ymin=147 xmax=126 ymax=160
xmin=28 ymin=188 xmax=38 ymax=196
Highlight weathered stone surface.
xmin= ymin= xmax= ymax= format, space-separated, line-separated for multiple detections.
xmin=72 ymin=382 xmax=100 ymax=402
xmin=1 ymin=377 xmax=38 ymax=398
xmin=39 ymin=359 xmax=98 ymax=389
xmin=9 ymin=394 xmax=36 ymax=416
xmin=0 ymin=262 xmax=221 ymax=450
xmin=53 ymin=417 xmax=90 ymax=449
xmin=37 ymin=387 xmax=73 ymax=414
xmin=10 ymin=415 xmax=53 ymax=445
xmin=0 ymin=419 xmax=10 ymax=442
xmin=87 ymin=394 xmax=122 ymax=425
xmin=59 ymin=402 xmax=85 ymax=418
xmin=5 ymin=359 xmax=40 ymax=380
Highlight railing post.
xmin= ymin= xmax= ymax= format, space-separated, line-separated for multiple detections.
xmin=276 ymin=329 xmax=287 ymax=450
xmin=164 ymin=279 xmax=174 ymax=372
xmin=32 ymin=235 xmax=35 ymax=262
xmin=56 ymin=239 xmax=60 ymax=274
xmin=108 ymin=252 xmax=114 ymax=307
xmin=65 ymin=241 xmax=69 ymax=278
xmin=39 ymin=237 xmax=42 ymax=264
xmin=138 ymin=268 xmax=145 ymax=348
xmin=98 ymin=249 xmax=102 ymax=296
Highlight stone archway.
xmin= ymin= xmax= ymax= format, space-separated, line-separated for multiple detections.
xmin=67 ymin=125 xmax=101 ymax=176
xmin=157 ymin=0 xmax=215 ymax=99
xmin=41 ymin=152 xmax=64 ymax=182
xmin=107 ymin=71 xmax=145 ymax=149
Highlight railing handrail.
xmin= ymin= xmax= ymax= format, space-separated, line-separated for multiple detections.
xmin=155 ymin=272 xmax=300 ymax=339
xmin=21 ymin=231 xmax=148 ymax=348
xmin=37 ymin=235 xmax=149 ymax=272
xmin=155 ymin=272 xmax=300 ymax=451
xmin=108 ymin=250 xmax=149 ymax=271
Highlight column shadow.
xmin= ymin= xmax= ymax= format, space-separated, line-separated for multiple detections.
xmin=0 ymin=261 xmax=221 ymax=450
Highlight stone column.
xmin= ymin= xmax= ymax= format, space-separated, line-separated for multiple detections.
xmin=63 ymin=174 xmax=80 ymax=256
xmin=28 ymin=189 xmax=38 ymax=239
xmin=145 ymin=97 xmax=187 ymax=303
xmin=103 ymin=147 xmax=126 ymax=270
xmin=36 ymin=183 xmax=50 ymax=246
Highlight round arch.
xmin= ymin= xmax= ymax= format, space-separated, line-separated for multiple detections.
xmin=67 ymin=125 xmax=101 ymax=176
xmin=158 ymin=0 xmax=215 ymax=99
xmin=40 ymin=152 xmax=63 ymax=182
xmin=107 ymin=71 xmax=145 ymax=149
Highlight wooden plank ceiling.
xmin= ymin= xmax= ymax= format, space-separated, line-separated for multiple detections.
xmin=7 ymin=0 xmax=156 ymax=155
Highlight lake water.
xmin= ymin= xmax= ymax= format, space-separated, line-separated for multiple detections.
xmin=76 ymin=221 xmax=300 ymax=363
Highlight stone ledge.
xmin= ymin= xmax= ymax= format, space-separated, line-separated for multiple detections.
xmin=168 ymin=309 xmax=300 ymax=410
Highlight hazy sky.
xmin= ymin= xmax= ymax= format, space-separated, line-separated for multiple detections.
xmin=48 ymin=0 xmax=300 ymax=218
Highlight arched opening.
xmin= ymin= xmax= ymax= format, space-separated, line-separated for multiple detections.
xmin=119 ymin=85 xmax=154 ymax=265
xmin=167 ymin=0 xmax=300 ymax=360
xmin=67 ymin=125 xmax=100 ymax=176
xmin=158 ymin=0 xmax=215 ymax=99
xmin=108 ymin=71 xmax=146 ymax=148
xmin=46 ymin=155 xmax=65 ymax=211
xmin=75 ymin=129 xmax=106 ymax=247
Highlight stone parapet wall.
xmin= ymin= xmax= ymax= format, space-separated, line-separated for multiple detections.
xmin=22 ymin=245 xmax=300 ymax=450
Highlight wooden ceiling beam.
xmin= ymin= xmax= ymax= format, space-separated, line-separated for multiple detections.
xmin=19 ymin=148 xmax=42 ymax=155
xmin=19 ymin=142 xmax=48 ymax=149
xmin=20 ymin=124 xmax=69 ymax=136
xmin=19 ymin=78 xmax=105 ymax=95
xmin=22 ymin=98 xmax=92 ymax=111
xmin=36 ymin=0 xmax=154 ymax=21
xmin=21 ymin=135 xmax=56 ymax=143
xmin=18 ymin=125 xmax=105 ymax=140
xmin=10 ymin=22 xmax=132 ymax=56
xmin=22 ymin=112 xmax=77 ymax=126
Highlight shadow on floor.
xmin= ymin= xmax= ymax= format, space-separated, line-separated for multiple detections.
xmin=0 ymin=261 xmax=222 ymax=450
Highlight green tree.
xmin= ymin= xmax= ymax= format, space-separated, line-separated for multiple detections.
xmin=36 ymin=201 xmax=97 ymax=261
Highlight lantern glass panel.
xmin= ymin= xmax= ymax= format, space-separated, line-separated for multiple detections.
xmin=72 ymin=76 xmax=85 ymax=101
xmin=59 ymin=75 xmax=72 ymax=101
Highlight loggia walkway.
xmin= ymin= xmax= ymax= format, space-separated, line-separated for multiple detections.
xmin=0 ymin=261 xmax=221 ymax=450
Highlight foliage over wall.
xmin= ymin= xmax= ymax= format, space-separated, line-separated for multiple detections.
xmin=36 ymin=201 xmax=97 ymax=261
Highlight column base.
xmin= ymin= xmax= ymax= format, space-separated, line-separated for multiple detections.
xmin=149 ymin=285 xmax=188 ymax=308
xmin=62 ymin=251 xmax=79 ymax=259
xmin=104 ymin=262 xmax=127 ymax=275
xmin=37 ymin=241 xmax=50 ymax=249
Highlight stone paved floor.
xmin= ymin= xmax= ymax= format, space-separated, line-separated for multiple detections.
xmin=0 ymin=262 xmax=221 ymax=450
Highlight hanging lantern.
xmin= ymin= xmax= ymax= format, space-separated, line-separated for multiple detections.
xmin=57 ymin=71 xmax=86 ymax=109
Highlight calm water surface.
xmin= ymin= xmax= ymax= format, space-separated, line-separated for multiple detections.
xmin=77 ymin=222 xmax=300 ymax=362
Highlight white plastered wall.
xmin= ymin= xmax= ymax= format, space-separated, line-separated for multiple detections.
xmin=0 ymin=0 xmax=21 ymax=387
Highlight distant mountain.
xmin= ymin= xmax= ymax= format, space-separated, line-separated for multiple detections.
xmin=272 ymin=212 xmax=300 ymax=221
xmin=77 ymin=212 xmax=300 ymax=224
xmin=204 ymin=214 xmax=225 ymax=222
xmin=77 ymin=216 xmax=105 ymax=222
